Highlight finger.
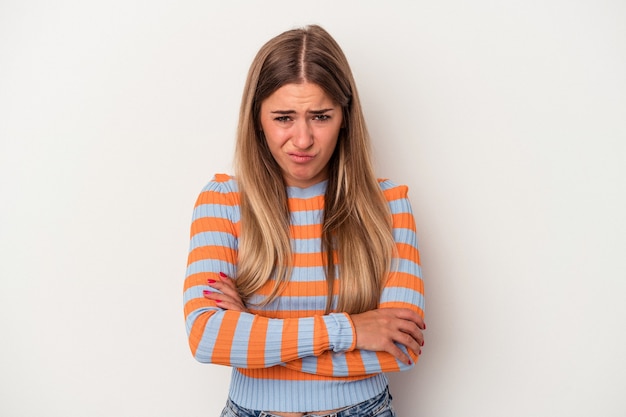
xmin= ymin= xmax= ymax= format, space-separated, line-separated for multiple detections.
xmin=215 ymin=299 xmax=247 ymax=312
xmin=390 ymin=308 xmax=425 ymax=330
xmin=208 ymin=274 xmax=240 ymax=299
xmin=203 ymin=290 xmax=247 ymax=312
xmin=384 ymin=340 xmax=412 ymax=365
xmin=397 ymin=321 xmax=424 ymax=346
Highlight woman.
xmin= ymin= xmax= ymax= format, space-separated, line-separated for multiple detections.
xmin=183 ymin=25 xmax=425 ymax=417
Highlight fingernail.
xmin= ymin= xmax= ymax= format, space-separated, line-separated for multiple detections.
xmin=219 ymin=272 xmax=227 ymax=278
xmin=203 ymin=290 xmax=212 ymax=295
xmin=207 ymin=279 xmax=216 ymax=284
xmin=408 ymin=360 xmax=413 ymax=365
xmin=215 ymin=299 xmax=222 ymax=303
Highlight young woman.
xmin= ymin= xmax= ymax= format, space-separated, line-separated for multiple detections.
xmin=183 ymin=25 xmax=425 ymax=417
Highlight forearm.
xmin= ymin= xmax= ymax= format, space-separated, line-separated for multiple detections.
xmin=184 ymin=293 xmax=355 ymax=367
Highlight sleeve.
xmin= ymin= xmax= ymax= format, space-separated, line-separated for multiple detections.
xmin=281 ymin=181 xmax=425 ymax=377
xmin=183 ymin=175 xmax=355 ymax=368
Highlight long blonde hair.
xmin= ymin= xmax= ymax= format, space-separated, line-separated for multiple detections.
xmin=234 ymin=25 xmax=395 ymax=314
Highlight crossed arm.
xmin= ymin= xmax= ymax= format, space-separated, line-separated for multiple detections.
xmin=183 ymin=178 xmax=425 ymax=377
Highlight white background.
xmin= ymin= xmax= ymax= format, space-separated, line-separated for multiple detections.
xmin=1 ymin=1 xmax=625 ymax=416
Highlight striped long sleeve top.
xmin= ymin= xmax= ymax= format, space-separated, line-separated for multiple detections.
xmin=183 ymin=174 xmax=424 ymax=412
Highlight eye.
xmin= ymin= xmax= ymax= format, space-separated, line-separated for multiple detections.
xmin=274 ymin=116 xmax=292 ymax=123
xmin=313 ymin=114 xmax=330 ymax=121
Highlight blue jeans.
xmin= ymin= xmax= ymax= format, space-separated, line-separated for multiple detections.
xmin=219 ymin=386 xmax=395 ymax=417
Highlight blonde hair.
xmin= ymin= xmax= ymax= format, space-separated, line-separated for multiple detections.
xmin=234 ymin=25 xmax=395 ymax=314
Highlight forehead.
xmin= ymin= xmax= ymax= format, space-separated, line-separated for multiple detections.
xmin=262 ymin=82 xmax=337 ymax=109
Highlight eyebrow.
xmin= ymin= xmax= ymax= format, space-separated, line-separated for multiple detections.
xmin=270 ymin=108 xmax=335 ymax=115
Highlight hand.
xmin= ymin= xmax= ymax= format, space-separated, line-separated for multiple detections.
xmin=203 ymin=272 xmax=249 ymax=313
xmin=350 ymin=308 xmax=425 ymax=365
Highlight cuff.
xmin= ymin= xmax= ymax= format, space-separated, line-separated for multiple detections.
xmin=323 ymin=312 xmax=355 ymax=353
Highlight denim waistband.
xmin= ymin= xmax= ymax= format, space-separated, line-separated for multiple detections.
xmin=222 ymin=385 xmax=393 ymax=417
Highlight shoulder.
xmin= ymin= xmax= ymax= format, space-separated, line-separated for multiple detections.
xmin=377 ymin=178 xmax=409 ymax=202
xmin=194 ymin=173 xmax=240 ymax=206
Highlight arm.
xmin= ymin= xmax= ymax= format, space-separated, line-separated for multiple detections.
xmin=183 ymin=175 xmax=355 ymax=368
xmin=282 ymin=182 xmax=425 ymax=377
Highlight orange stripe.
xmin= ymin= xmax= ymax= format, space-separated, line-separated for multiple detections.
xmin=183 ymin=272 xmax=215 ymax=292
xmin=211 ymin=313 xmax=239 ymax=364
xmin=376 ymin=351 xmax=401 ymax=372
xmin=392 ymin=213 xmax=416 ymax=231
xmin=386 ymin=270 xmax=424 ymax=286
xmin=188 ymin=311 xmax=212 ymax=357
xmin=184 ymin=297 xmax=218 ymax=318
xmin=383 ymin=185 xmax=408 ymax=201
xmin=315 ymin=350 xmax=333 ymax=375
xmin=194 ymin=190 xmax=240 ymax=207
xmin=379 ymin=301 xmax=425 ymax=318
xmin=288 ymin=196 xmax=324 ymax=211
xmin=292 ymin=252 xmax=325 ymax=267
xmin=191 ymin=217 xmax=238 ymax=235
xmin=290 ymin=224 xmax=323 ymax=238
xmin=214 ymin=173 xmax=232 ymax=183
xmin=346 ymin=352 xmax=366 ymax=375
xmin=246 ymin=316 xmax=268 ymax=368
xmin=187 ymin=245 xmax=237 ymax=264
xmin=396 ymin=242 xmax=420 ymax=263
xmin=313 ymin=316 xmax=329 ymax=355
xmin=280 ymin=319 xmax=299 ymax=363
xmin=255 ymin=280 xmax=337 ymax=297
xmin=240 ymin=366 xmax=370 ymax=381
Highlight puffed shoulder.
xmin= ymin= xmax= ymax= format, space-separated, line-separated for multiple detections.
xmin=194 ymin=174 xmax=240 ymax=207
xmin=199 ymin=173 xmax=239 ymax=193
xmin=378 ymin=178 xmax=409 ymax=201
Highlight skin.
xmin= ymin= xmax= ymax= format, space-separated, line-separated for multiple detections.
xmin=204 ymin=82 xmax=425 ymax=417
xmin=259 ymin=82 xmax=343 ymax=188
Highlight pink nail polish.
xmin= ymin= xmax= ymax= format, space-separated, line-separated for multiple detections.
xmin=219 ymin=272 xmax=227 ymax=278
xmin=408 ymin=360 xmax=412 ymax=365
xmin=207 ymin=279 xmax=216 ymax=284
xmin=215 ymin=299 xmax=222 ymax=303
xmin=203 ymin=290 xmax=211 ymax=295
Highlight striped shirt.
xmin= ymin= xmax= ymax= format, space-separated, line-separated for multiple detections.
xmin=183 ymin=174 xmax=424 ymax=412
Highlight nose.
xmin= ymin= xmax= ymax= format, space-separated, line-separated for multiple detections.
xmin=291 ymin=120 xmax=313 ymax=149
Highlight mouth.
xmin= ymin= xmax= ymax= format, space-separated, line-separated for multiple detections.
xmin=288 ymin=152 xmax=315 ymax=163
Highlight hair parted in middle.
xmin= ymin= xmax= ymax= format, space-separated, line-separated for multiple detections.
xmin=234 ymin=24 xmax=396 ymax=314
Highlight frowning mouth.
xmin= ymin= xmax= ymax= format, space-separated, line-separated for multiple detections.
xmin=288 ymin=152 xmax=315 ymax=163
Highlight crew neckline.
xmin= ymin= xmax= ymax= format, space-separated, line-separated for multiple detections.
xmin=285 ymin=180 xmax=328 ymax=199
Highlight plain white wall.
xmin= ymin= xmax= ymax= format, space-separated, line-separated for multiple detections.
xmin=1 ymin=1 xmax=625 ymax=416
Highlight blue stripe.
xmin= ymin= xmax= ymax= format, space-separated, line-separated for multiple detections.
xmin=392 ymin=228 xmax=418 ymax=246
xmin=297 ymin=317 xmax=315 ymax=357
xmin=360 ymin=350 xmax=383 ymax=374
xmin=248 ymin=294 xmax=328 ymax=311
xmin=182 ymin=284 xmax=221 ymax=304
xmin=292 ymin=238 xmax=322 ymax=253
xmin=231 ymin=316 xmax=255 ymax=367
xmin=193 ymin=311 xmax=223 ymax=361
xmin=290 ymin=209 xmax=323 ymax=225
xmin=395 ymin=258 xmax=422 ymax=277
xmin=387 ymin=199 xmax=411 ymax=214
xmin=381 ymin=287 xmax=425 ymax=309
xmin=329 ymin=352 xmax=349 ymax=377
xmin=299 ymin=355 xmax=318 ymax=374
xmin=193 ymin=204 xmax=240 ymax=222
xmin=189 ymin=231 xmax=237 ymax=251
xmin=186 ymin=259 xmax=236 ymax=277
xmin=264 ymin=320 xmax=283 ymax=367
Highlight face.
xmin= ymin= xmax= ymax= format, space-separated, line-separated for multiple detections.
xmin=259 ymin=82 xmax=343 ymax=188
